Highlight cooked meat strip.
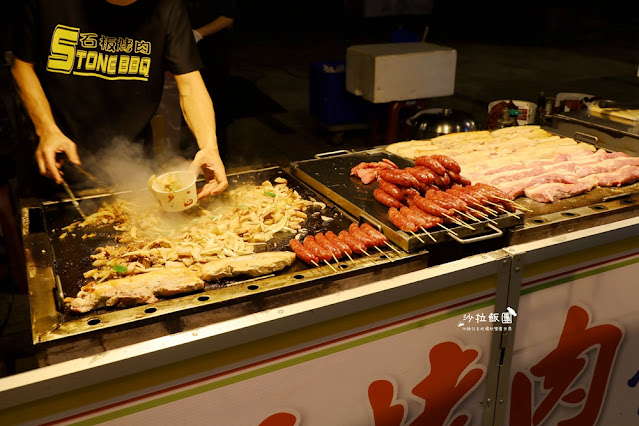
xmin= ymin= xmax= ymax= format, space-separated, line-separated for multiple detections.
xmin=200 ymin=251 xmax=296 ymax=281
xmin=64 ymin=266 xmax=204 ymax=314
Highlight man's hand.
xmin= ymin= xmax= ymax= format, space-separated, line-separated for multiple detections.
xmin=188 ymin=145 xmax=228 ymax=199
xmin=35 ymin=131 xmax=81 ymax=183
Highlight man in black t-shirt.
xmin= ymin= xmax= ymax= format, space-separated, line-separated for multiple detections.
xmin=11 ymin=0 xmax=228 ymax=199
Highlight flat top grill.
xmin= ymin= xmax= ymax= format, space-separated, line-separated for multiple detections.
xmin=25 ymin=166 xmax=426 ymax=344
xmin=44 ymin=167 xmax=357 ymax=301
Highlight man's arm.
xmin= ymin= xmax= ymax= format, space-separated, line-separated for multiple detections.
xmin=176 ymin=70 xmax=228 ymax=198
xmin=11 ymin=57 xmax=80 ymax=183
xmin=194 ymin=16 xmax=234 ymax=39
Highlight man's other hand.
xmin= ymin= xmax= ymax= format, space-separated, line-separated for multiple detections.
xmin=35 ymin=132 xmax=81 ymax=183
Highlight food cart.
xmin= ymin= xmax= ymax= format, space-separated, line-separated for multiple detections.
xmin=1 ymin=117 xmax=639 ymax=424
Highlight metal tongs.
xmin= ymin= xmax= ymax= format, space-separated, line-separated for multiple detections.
xmin=59 ymin=162 xmax=110 ymax=220
xmin=64 ymin=161 xmax=109 ymax=189
xmin=60 ymin=177 xmax=88 ymax=220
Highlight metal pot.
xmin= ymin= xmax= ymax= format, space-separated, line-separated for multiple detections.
xmin=406 ymin=108 xmax=477 ymax=139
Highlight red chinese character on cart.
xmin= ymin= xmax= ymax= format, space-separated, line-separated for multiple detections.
xmin=259 ymin=411 xmax=300 ymax=426
xmin=509 ymin=305 xmax=624 ymax=426
xmin=368 ymin=340 xmax=485 ymax=426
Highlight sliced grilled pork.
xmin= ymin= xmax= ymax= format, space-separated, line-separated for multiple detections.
xmin=200 ymin=251 xmax=296 ymax=282
xmin=64 ymin=266 xmax=204 ymax=314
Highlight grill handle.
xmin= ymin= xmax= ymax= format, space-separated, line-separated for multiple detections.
xmin=448 ymin=223 xmax=503 ymax=245
xmin=573 ymin=131 xmax=599 ymax=149
xmin=314 ymin=150 xmax=352 ymax=159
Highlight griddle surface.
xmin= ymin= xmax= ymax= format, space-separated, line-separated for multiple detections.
xmin=42 ymin=167 xmax=356 ymax=314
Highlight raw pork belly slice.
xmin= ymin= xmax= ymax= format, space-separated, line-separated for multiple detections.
xmin=527 ymin=172 xmax=579 ymax=187
xmin=495 ymin=172 xmax=580 ymax=199
xmin=579 ymin=165 xmax=639 ymax=188
xmin=490 ymin=167 xmax=545 ymax=185
xmin=524 ymin=182 xmax=594 ymax=203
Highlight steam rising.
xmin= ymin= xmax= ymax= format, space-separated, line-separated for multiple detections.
xmin=80 ymin=137 xmax=200 ymax=224
xmin=90 ymin=137 xmax=191 ymax=191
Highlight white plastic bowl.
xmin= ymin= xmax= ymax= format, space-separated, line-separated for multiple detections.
xmin=151 ymin=171 xmax=197 ymax=212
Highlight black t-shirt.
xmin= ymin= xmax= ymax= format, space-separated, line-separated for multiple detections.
xmin=13 ymin=0 xmax=203 ymax=153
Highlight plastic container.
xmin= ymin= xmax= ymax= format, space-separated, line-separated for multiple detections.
xmin=309 ymin=61 xmax=374 ymax=125
xmin=150 ymin=171 xmax=197 ymax=212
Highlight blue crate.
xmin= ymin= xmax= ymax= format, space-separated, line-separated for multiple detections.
xmin=309 ymin=61 xmax=374 ymax=125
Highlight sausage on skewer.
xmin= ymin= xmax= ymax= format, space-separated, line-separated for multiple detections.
xmin=303 ymin=235 xmax=333 ymax=262
xmin=459 ymin=186 xmax=490 ymax=206
xmin=326 ymin=231 xmax=353 ymax=257
xmin=339 ymin=230 xmax=368 ymax=254
xmin=289 ymin=238 xmax=319 ymax=265
xmin=474 ymin=183 xmax=517 ymax=212
xmin=426 ymin=189 xmax=467 ymax=212
xmin=401 ymin=187 xmax=420 ymax=200
xmin=378 ymin=169 xmax=420 ymax=189
xmin=448 ymin=170 xmax=472 ymax=186
xmin=407 ymin=202 xmax=444 ymax=228
xmin=415 ymin=156 xmax=447 ymax=176
xmin=377 ymin=178 xmax=405 ymax=203
xmin=431 ymin=155 xmax=461 ymax=173
xmin=349 ymin=223 xmax=379 ymax=248
xmin=413 ymin=195 xmax=455 ymax=219
xmin=406 ymin=166 xmax=437 ymax=185
xmin=388 ymin=207 xmax=419 ymax=233
xmin=447 ymin=187 xmax=486 ymax=218
xmin=400 ymin=206 xmax=440 ymax=231
xmin=374 ymin=188 xmax=404 ymax=208
xmin=440 ymin=172 xmax=451 ymax=187
xmin=360 ymin=223 xmax=388 ymax=245
xmin=315 ymin=233 xmax=343 ymax=260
